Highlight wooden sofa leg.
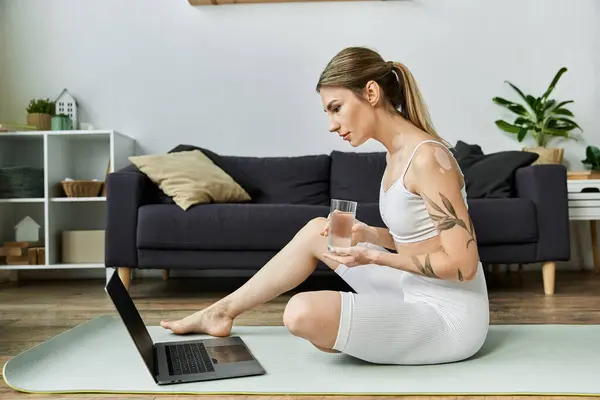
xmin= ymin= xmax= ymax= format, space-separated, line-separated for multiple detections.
xmin=542 ymin=262 xmax=556 ymax=295
xmin=162 ymin=269 xmax=169 ymax=281
xmin=118 ymin=267 xmax=131 ymax=290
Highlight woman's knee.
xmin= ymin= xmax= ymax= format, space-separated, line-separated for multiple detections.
xmin=291 ymin=217 xmax=326 ymax=245
xmin=304 ymin=217 xmax=327 ymax=235
xmin=282 ymin=291 xmax=341 ymax=349
xmin=282 ymin=292 xmax=314 ymax=337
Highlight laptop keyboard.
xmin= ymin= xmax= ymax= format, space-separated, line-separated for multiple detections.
xmin=166 ymin=342 xmax=215 ymax=376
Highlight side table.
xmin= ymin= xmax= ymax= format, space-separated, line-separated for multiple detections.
xmin=567 ymin=178 xmax=600 ymax=274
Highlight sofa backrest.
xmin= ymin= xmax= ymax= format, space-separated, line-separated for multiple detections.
xmin=329 ymin=151 xmax=387 ymax=203
xmin=222 ymin=154 xmax=331 ymax=205
xmin=125 ymin=145 xmax=389 ymax=206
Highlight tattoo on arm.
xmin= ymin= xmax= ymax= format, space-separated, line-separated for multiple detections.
xmin=412 ymin=192 xmax=474 ymax=281
xmin=411 ymin=254 xmax=438 ymax=278
xmin=422 ymin=192 xmax=477 ymax=249
xmin=411 ymin=254 xmax=465 ymax=281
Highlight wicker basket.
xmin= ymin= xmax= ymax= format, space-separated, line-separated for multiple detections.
xmin=61 ymin=180 xmax=103 ymax=197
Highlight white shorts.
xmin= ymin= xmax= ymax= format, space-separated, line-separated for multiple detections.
xmin=331 ymin=242 xmax=489 ymax=365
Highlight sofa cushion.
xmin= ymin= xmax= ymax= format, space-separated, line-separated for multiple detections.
xmin=169 ymin=144 xmax=262 ymax=199
xmin=128 ymin=150 xmax=251 ymax=210
xmin=468 ymin=198 xmax=538 ymax=245
xmin=330 ymin=151 xmax=387 ymax=202
xmin=452 ymin=141 xmax=539 ymax=198
xmin=137 ymin=203 xmax=329 ymax=251
xmin=220 ymin=155 xmax=331 ymax=205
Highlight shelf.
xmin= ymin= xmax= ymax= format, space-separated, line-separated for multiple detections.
xmin=0 ymin=129 xmax=115 ymax=136
xmin=0 ymin=129 xmax=135 ymax=276
xmin=0 ymin=133 xmax=42 ymax=141
xmin=51 ymin=197 xmax=106 ymax=202
xmin=0 ymin=134 xmax=44 ymax=185
xmin=0 ymin=263 xmax=104 ymax=271
xmin=0 ymin=198 xmax=45 ymax=203
xmin=50 ymin=263 xmax=105 ymax=269
xmin=0 ymin=202 xmax=46 ymax=264
xmin=0 ymin=197 xmax=106 ymax=203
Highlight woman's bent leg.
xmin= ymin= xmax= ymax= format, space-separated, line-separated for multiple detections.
xmin=332 ymin=292 xmax=485 ymax=365
xmin=283 ymin=290 xmax=342 ymax=351
xmin=281 ymin=290 xmax=487 ymax=362
xmin=160 ymin=217 xmax=340 ymax=335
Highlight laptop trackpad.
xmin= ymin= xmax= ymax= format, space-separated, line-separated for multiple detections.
xmin=208 ymin=344 xmax=255 ymax=364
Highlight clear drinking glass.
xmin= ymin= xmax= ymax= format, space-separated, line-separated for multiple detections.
xmin=327 ymin=199 xmax=358 ymax=252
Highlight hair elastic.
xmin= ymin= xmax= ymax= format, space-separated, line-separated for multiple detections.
xmin=388 ymin=61 xmax=400 ymax=83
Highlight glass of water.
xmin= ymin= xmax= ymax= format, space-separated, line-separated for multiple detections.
xmin=327 ymin=199 xmax=358 ymax=253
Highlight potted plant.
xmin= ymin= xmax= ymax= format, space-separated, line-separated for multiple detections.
xmin=575 ymin=145 xmax=600 ymax=179
xmin=26 ymin=98 xmax=55 ymax=130
xmin=492 ymin=67 xmax=582 ymax=164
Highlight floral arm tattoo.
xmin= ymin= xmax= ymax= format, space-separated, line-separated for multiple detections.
xmin=415 ymin=193 xmax=478 ymax=281
xmin=422 ymin=192 xmax=477 ymax=249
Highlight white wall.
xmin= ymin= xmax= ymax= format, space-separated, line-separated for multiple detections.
xmin=1 ymin=0 xmax=600 ymax=279
xmin=1 ymin=0 xmax=598 ymax=169
xmin=0 ymin=0 xmax=6 ymax=121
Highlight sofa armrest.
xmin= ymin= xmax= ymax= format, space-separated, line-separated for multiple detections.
xmin=515 ymin=164 xmax=570 ymax=262
xmin=105 ymin=166 xmax=161 ymax=268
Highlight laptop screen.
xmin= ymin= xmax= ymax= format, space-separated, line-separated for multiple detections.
xmin=105 ymin=270 xmax=155 ymax=378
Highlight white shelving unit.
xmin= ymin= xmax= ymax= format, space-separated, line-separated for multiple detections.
xmin=0 ymin=130 xmax=135 ymax=272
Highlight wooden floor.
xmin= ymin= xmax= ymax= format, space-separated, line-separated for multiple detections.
xmin=1 ymin=269 xmax=600 ymax=399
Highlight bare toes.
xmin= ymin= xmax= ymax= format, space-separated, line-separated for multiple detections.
xmin=160 ymin=320 xmax=182 ymax=333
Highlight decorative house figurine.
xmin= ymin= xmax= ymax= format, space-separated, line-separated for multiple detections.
xmin=15 ymin=216 xmax=41 ymax=242
xmin=55 ymin=88 xmax=78 ymax=130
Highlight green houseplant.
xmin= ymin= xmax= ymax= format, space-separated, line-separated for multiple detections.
xmin=578 ymin=145 xmax=600 ymax=179
xmin=492 ymin=67 xmax=582 ymax=164
xmin=26 ymin=98 xmax=56 ymax=130
xmin=582 ymin=146 xmax=600 ymax=171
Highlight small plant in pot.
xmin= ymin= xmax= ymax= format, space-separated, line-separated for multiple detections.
xmin=26 ymin=98 xmax=55 ymax=130
xmin=492 ymin=67 xmax=582 ymax=164
xmin=579 ymin=145 xmax=600 ymax=179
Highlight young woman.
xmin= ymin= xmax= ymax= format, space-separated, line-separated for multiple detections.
xmin=160 ymin=46 xmax=489 ymax=365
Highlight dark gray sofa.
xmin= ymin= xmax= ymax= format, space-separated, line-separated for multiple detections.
xmin=105 ymin=142 xmax=571 ymax=295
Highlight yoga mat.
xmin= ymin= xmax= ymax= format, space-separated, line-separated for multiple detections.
xmin=3 ymin=314 xmax=600 ymax=396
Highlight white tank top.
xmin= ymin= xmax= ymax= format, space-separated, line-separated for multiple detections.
xmin=379 ymin=140 xmax=468 ymax=244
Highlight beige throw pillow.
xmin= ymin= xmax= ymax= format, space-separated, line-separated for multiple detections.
xmin=128 ymin=150 xmax=251 ymax=210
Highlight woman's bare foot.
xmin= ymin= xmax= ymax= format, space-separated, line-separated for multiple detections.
xmin=160 ymin=305 xmax=233 ymax=336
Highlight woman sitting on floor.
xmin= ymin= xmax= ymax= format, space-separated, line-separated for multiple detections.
xmin=160 ymin=46 xmax=490 ymax=365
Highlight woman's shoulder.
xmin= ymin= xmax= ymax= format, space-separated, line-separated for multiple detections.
xmin=409 ymin=139 xmax=453 ymax=168
xmin=405 ymin=139 xmax=463 ymax=189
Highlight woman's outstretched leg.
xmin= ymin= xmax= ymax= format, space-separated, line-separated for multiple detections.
xmin=160 ymin=217 xmax=340 ymax=336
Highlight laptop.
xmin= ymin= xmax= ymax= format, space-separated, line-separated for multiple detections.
xmin=104 ymin=269 xmax=266 ymax=385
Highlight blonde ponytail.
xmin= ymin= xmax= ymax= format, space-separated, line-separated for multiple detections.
xmin=391 ymin=62 xmax=450 ymax=147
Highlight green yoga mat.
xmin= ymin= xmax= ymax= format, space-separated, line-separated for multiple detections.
xmin=3 ymin=315 xmax=600 ymax=396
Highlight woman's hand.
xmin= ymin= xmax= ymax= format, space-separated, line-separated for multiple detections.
xmin=350 ymin=221 xmax=379 ymax=245
xmin=322 ymin=246 xmax=380 ymax=267
xmin=319 ymin=211 xmax=338 ymax=237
